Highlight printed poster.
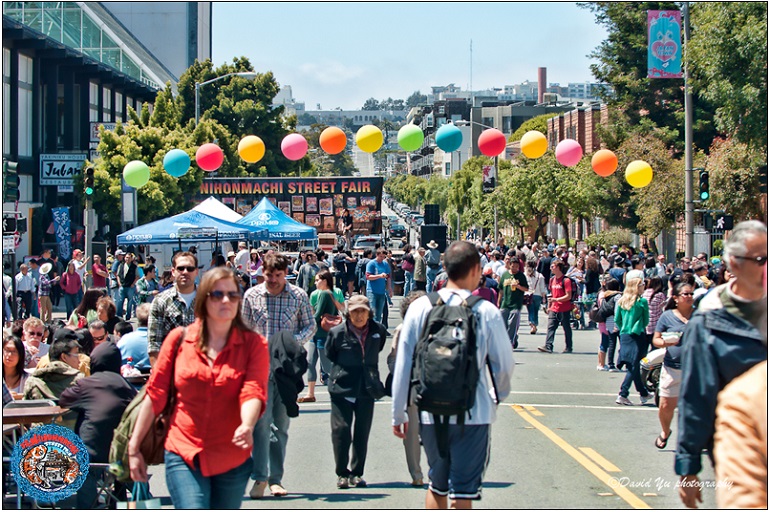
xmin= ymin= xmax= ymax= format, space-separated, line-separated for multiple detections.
xmin=648 ymin=10 xmax=683 ymax=78
xmin=319 ymin=198 xmax=333 ymax=215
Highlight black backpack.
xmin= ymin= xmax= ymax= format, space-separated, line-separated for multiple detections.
xmin=410 ymin=293 xmax=497 ymax=455
xmin=597 ymin=293 xmax=619 ymax=322
xmin=561 ymin=276 xmax=579 ymax=302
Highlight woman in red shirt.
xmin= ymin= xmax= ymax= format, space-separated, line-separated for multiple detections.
xmin=128 ymin=267 xmax=269 ymax=509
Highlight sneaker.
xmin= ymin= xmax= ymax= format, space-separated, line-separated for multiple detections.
xmin=562 ymin=348 xmax=573 ymax=353
xmin=337 ymin=476 xmax=350 ymax=489
xmin=349 ymin=476 xmax=367 ymax=488
xmin=608 ymin=366 xmax=622 ymax=373
xmin=597 ymin=365 xmax=609 ymax=371
xmin=537 ymin=346 xmax=553 ymax=353
xmin=640 ymin=394 xmax=653 ymax=405
xmin=615 ymin=395 xmax=634 ymax=406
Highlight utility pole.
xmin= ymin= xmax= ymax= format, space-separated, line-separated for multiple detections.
xmin=683 ymin=2 xmax=695 ymax=258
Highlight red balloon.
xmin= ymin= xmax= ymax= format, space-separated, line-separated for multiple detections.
xmin=196 ymin=143 xmax=224 ymax=172
xmin=477 ymin=129 xmax=507 ymax=157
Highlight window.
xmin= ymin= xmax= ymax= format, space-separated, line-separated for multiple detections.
xmin=102 ymin=86 xmax=111 ymax=122
xmin=89 ymin=81 xmax=99 ymax=122
xmin=18 ymin=53 xmax=34 ymax=157
xmin=115 ymin=91 xmax=123 ymax=121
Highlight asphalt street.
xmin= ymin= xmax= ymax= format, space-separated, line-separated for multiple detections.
xmin=137 ymin=299 xmax=716 ymax=509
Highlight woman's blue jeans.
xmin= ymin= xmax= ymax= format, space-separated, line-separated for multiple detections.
xmin=64 ymin=292 xmax=79 ymax=320
xmin=526 ymin=295 xmax=543 ymax=326
xmin=307 ymin=335 xmax=331 ymax=383
xmin=165 ymin=451 xmax=251 ymax=509
xmin=403 ymin=270 xmax=414 ymax=296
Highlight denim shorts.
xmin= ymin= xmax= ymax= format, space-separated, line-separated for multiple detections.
xmin=419 ymin=423 xmax=490 ymax=500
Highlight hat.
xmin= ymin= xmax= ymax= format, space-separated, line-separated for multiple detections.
xmin=251 ymin=248 xmax=259 ymax=255
xmin=427 ymin=240 xmax=439 ymax=249
xmin=347 ymin=295 xmax=371 ymax=312
xmin=114 ymin=249 xmax=125 ymax=256
xmin=611 ymin=245 xmax=619 ymax=250
xmin=227 ymin=251 xmax=236 ymax=258
xmin=239 ymin=242 xmax=247 ymax=248
xmin=483 ymin=267 xmax=493 ymax=276
xmin=40 ymin=262 xmax=53 ymax=275
xmin=614 ymin=255 xmax=625 ymax=265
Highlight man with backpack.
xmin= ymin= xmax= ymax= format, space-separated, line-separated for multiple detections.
xmin=391 ymin=241 xmax=514 ymax=509
xmin=538 ymin=259 xmax=575 ymax=354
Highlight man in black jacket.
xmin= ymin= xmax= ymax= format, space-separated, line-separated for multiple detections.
xmin=59 ymin=341 xmax=136 ymax=508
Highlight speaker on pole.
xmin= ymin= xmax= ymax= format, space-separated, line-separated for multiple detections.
xmin=420 ymin=225 xmax=448 ymax=253
xmin=424 ymin=204 xmax=440 ymax=225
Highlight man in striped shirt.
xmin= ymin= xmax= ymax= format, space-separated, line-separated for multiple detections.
xmin=242 ymin=252 xmax=315 ymax=499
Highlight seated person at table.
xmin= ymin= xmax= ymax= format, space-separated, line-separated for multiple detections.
xmin=59 ymin=341 xmax=136 ymax=508
xmin=117 ymin=303 xmax=151 ymax=372
xmin=36 ymin=328 xmax=92 ymax=377
xmin=23 ymin=330 xmax=85 ymax=428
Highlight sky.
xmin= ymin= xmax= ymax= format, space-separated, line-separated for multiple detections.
xmin=212 ymin=2 xmax=608 ymax=111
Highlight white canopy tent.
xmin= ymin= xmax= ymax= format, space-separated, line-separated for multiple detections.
xmin=192 ymin=196 xmax=243 ymax=223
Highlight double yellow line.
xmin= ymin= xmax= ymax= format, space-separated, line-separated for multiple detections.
xmin=512 ymin=405 xmax=652 ymax=509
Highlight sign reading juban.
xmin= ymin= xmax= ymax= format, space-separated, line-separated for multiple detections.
xmin=647 ymin=10 xmax=683 ymax=78
xmin=197 ymin=177 xmax=384 ymax=235
xmin=39 ymin=154 xmax=87 ymax=186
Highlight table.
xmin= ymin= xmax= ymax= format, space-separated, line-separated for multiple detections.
xmin=125 ymin=374 xmax=150 ymax=386
xmin=2 ymin=406 xmax=70 ymax=426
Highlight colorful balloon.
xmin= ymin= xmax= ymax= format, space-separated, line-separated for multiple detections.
xmin=435 ymin=124 xmax=463 ymax=153
xmin=520 ymin=130 xmax=547 ymax=159
xmin=477 ymin=128 xmax=507 ymax=157
xmin=319 ymin=127 xmax=347 ymax=155
xmin=397 ymin=124 xmax=424 ymax=152
xmin=356 ymin=125 xmax=383 ymax=153
xmin=123 ymin=160 xmax=150 ymax=188
xmin=196 ymin=143 xmax=224 ymax=172
xmin=238 ymin=135 xmax=265 ymax=163
xmin=625 ymin=160 xmax=653 ymax=188
xmin=163 ymin=149 xmax=190 ymax=178
xmin=591 ymin=149 xmax=618 ymax=177
xmin=555 ymin=139 xmax=583 ymax=167
xmin=281 ymin=133 xmax=308 ymax=161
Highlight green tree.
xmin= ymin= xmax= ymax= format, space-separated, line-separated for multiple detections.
xmin=362 ymin=98 xmax=381 ymax=111
xmin=509 ymin=113 xmax=556 ymax=142
xmin=689 ymin=3 xmax=768 ymax=153
xmin=406 ymin=91 xmax=427 ymax=108
xmin=704 ymin=137 xmax=765 ymax=221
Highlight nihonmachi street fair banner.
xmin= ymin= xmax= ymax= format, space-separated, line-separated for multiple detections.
xmin=648 ymin=10 xmax=683 ymax=78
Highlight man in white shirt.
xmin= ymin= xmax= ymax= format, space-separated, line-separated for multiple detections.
xmin=234 ymin=241 xmax=250 ymax=271
xmin=15 ymin=264 xmax=35 ymax=319
xmin=391 ymin=241 xmax=514 ymax=509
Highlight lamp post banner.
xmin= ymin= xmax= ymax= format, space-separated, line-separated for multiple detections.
xmin=647 ymin=10 xmax=683 ymax=78
xmin=51 ymin=207 xmax=71 ymax=259
xmin=197 ymin=177 xmax=384 ymax=236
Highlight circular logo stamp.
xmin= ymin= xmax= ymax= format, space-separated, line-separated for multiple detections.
xmin=11 ymin=424 xmax=90 ymax=503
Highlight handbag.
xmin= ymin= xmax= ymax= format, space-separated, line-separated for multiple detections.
xmin=321 ymin=313 xmax=342 ymax=332
xmin=139 ymin=329 xmax=185 ymax=465
xmin=117 ymin=482 xmax=162 ymax=509
xmin=522 ymin=293 xmax=533 ymax=306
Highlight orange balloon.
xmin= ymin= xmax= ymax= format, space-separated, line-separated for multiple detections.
xmin=319 ymin=127 xmax=347 ymax=155
xmin=591 ymin=149 xmax=618 ymax=177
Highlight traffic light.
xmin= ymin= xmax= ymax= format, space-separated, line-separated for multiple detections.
xmin=759 ymin=164 xmax=768 ymax=194
xmin=698 ymin=170 xmax=710 ymax=201
xmin=84 ymin=166 xmax=95 ymax=196
xmin=3 ymin=160 xmax=19 ymax=202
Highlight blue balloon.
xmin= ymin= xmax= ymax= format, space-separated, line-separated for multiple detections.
xmin=435 ymin=124 xmax=463 ymax=153
xmin=163 ymin=149 xmax=190 ymax=178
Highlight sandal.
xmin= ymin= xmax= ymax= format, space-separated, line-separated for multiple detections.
xmin=297 ymin=396 xmax=316 ymax=403
xmin=654 ymin=433 xmax=669 ymax=449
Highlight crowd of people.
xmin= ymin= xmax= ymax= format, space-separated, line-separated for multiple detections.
xmin=2 ymin=219 xmax=766 ymax=509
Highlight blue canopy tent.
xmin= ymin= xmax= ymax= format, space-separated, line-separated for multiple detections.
xmin=116 ymin=209 xmax=268 ymax=246
xmin=237 ymin=197 xmax=317 ymax=241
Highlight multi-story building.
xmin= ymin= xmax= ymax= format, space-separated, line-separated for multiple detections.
xmin=2 ymin=2 xmax=205 ymax=260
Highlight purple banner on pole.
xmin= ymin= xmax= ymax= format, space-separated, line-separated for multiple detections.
xmin=648 ymin=10 xmax=683 ymax=78
xmin=51 ymin=207 xmax=71 ymax=259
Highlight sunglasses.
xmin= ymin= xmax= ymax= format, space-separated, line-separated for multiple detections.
xmin=208 ymin=290 xmax=241 ymax=302
xmin=733 ymin=255 xmax=768 ymax=265
xmin=25 ymin=331 xmax=44 ymax=337
xmin=175 ymin=266 xmax=197 ymax=273
xmin=678 ymin=293 xmax=694 ymax=297
xmin=93 ymin=334 xmax=108 ymax=342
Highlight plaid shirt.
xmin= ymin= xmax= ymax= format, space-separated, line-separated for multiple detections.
xmin=241 ymin=282 xmax=316 ymax=345
xmin=147 ymin=286 xmax=196 ymax=355
xmin=38 ymin=274 xmax=51 ymax=296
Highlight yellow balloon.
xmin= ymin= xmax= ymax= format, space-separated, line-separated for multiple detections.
xmin=238 ymin=135 xmax=265 ymax=163
xmin=520 ymin=130 xmax=548 ymax=159
xmin=625 ymin=160 xmax=653 ymax=188
xmin=356 ymin=125 xmax=383 ymax=153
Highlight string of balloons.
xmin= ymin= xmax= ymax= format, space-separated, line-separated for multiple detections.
xmin=122 ymin=124 xmax=652 ymax=189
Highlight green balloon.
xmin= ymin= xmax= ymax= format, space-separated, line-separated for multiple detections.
xmin=123 ymin=160 xmax=150 ymax=188
xmin=398 ymin=124 xmax=424 ymax=152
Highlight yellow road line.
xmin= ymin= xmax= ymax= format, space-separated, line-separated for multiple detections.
xmin=523 ymin=405 xmax=545 ymax=416
xmin=578 ymin=447 xmax=621 ymax=473
xmin=512 ymin=405 xmax=651 ymax=509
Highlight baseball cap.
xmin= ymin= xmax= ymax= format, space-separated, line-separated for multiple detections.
xmin=53 ymin=328 xmax=83 ymax=345
xmin=347 ymin=295 xmax=371 ymax=312
xmin=114 ymin=249 xmax=125 ymax=256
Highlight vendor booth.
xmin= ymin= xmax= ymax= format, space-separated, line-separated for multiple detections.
xmin=237 ymin=197 xmax=317 ymax=241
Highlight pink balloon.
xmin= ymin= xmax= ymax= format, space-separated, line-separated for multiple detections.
xmin=555 ymin=139 xmax=583 ymax=167
xmin=477 ymin=129 xmax=507 ymax=157
xmin=281 ymin=133 xmax=308 ymax=161
xmin=196 ymin=143 xmax=224 ymax=172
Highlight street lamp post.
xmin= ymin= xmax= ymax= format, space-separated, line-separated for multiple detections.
xmin=195 ymin=72 xmax=258 ymax=124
